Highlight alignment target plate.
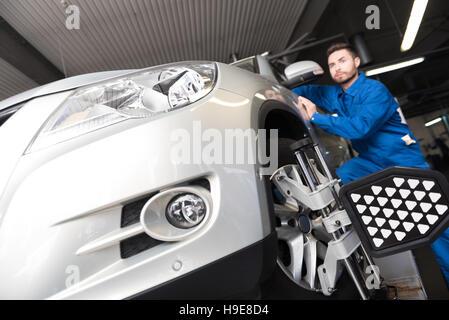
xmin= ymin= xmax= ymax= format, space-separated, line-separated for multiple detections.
xmin=340 ymin=167 xmax=449 ymax=258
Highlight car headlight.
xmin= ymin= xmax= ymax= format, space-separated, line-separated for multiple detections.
xmin=26 ymin=62 xmax=217 ymax=153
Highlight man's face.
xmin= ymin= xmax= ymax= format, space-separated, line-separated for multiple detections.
xmin=328 ymin=49 xmax=360 ymax=85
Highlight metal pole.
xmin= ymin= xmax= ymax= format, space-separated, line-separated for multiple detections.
xmin=312 ymin=144 xmax=370 ymax=299
xmin=442 ymin=114 xmax=449 ymax=135
xmin=384 ymin=0 xmax=404 ymax=38
xmin=359 ymin=244 xmax=382 ymax=285
xmin=343 ymin=257 xmax=370 ymax=300
xmin=286 ymin=32 xmax=310 ymax=51
xmin=295 ymin=151 xmax=317 ymax=192
xmin=313 ymin=145 xmax=344 ymax=210
xmin=306 ymin=156 xmax=320 ymax=186
xmin=268 ymin=33 xmax=346 ymax=61
xmin=314 ymin=145 xmax=334 ymax=180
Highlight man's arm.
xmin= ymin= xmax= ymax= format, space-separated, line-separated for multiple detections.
xmin=292 ymin=85 xmax=335 ymax=113
xmin=310 ymin=84 xmax=398 ymax=140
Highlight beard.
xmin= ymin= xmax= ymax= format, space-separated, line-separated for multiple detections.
xmin=333 ymin=70 xmax=358 ymax=85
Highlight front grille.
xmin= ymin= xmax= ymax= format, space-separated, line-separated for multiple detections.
xmin=121 ymin=194 xmax=156 ymax=228
xmin=121 ymin=233 xmax=163 ymax=259
xmin=120 ymin=193 xmax=159 ymax=259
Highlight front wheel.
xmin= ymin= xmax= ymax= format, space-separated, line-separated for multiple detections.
xmin=270 ymin=138 xmax=332 ymax=292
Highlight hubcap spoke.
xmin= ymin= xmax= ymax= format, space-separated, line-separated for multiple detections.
xmin=274 ymin=202 xmax=324 ymax=291
xmin=276 ymin=226 xmax=304 ymax=282
xmin=304 ymin=234 xmax=318 ymax=289
xmin=274 ymin=204 xmax=299 ymax=222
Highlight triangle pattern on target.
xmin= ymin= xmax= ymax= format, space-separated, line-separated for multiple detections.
xmin=429 ymin=193 xmax=442 ymax=203
xmin=385 ymin=188 xmax=396 ymax=197
xmin=389 ymin=220 xmax=400 ymax=230
xmin=362 ymin=216 xmax=373 ymax=225
xmin=414 ymin=191 xmax=425 ymax=201
xmin=408 ymin=179 xmax=419 ymax=189
xmin=393 ymin=178 xmax=405 ymax=188
xmin=412 ymin=212 xmax=423 ymax=222
xmin=405 ymin=201 xmax=417 ymax=211
xmin=403 ymin=222 xmax=414 ymax=232
xmin=373 ymin=238 xmax=384 ymax=247
xmin=423 ymin=181 xmax=435 ymax=191
xmin=397 ymin=210 xmax=409 ymax=220
xmin=399 ymin=189 xmax=411 ymax=199
xmin=420 ymin=203 xmax=432 ymax=213
xmin=368 ymin=227 xmax=378 ymax=236
xmin=426 ymin=214 xmax=438 ymax=225
xmin=383 ymin=208 xmax=394 ymax=218
xmin=381 ymin=229 xmax=392 ymax=239
xmin=377 ymin=197 xmax=388 ymax=207
xmin=394 ymin=231 xmax=406 ymax=241
xmin=369 ymin=206 xmax=380 ymax=216
xmin=371 ymin=186 xmax=382 ymax=195
xmin=375 ymin=218 xmax=386 ymax=227
xmin=436 ymin=204 xmax=448 ymax=215
xmin=418 ymin=224 xmax=430 ymax=234
xmin=364 ymin=195 xmax=375 ymax=205
xmin=351 ymin=194 xmax=361 ymax=203
xmin=357 ymin=205 xmax=367 ymax=214
xmin=391 ymin=199 xmax=402 ymax=209
xmin=344 ymin=171 xmax=448 ymax=254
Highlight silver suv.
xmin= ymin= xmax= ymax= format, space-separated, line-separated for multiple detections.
xmin=0 ymin=55 xmax=447 ymax=300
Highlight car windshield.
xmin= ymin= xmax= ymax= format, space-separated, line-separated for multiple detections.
xmin=230 ymin=56 xmax=258 ymax=73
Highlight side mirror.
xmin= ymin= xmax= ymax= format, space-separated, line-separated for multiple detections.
xmin=282 ymin=61 xmax=324 ymax=89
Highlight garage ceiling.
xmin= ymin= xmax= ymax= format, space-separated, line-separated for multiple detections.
xmin=0 ymin=58 xmax=38 ymax=101
xmin=0 ymin=0 xmax=325 ymax=101
xmin=0 ymin=0 xmax=314 ymax=100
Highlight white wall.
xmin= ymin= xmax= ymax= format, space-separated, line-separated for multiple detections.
xmin=406 ymin=108 xmax=449 ymax=158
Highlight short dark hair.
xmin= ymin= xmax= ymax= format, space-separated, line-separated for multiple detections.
xmin=327 ymin=43 xmax=358 ymax=58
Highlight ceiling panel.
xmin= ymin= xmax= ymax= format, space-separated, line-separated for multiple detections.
xmin=0 ymin=0 xmax=308 ymax=78
xmin=0 ymin=58 xmax=38 ymax=102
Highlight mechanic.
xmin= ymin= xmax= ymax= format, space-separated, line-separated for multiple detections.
xmin=292 ymin=42 xmax=449 ymax=287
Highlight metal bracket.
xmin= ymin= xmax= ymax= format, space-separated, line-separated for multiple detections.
xmin=322 ymin=209 xmax=352 ymax=234
xmin=272 ymin=165 xmax=338 ymax=211
xmin=317 ymin=229 xmax=362 ymax=296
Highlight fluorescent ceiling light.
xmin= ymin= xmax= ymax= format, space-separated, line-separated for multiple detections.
xmin=365 ymin=57 xmax=425 ymax=76
xmin=401 ymin=0 xmax=429 ymax=52
xmin=425 ymin=117 xmax=442 ymax=127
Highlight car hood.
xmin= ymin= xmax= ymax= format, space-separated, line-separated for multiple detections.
xmin=0 ymin=69 xmax=138 ymax=111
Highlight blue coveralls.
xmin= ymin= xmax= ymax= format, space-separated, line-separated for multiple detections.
xmin=293 ymin=72 xmax=449 ymax=287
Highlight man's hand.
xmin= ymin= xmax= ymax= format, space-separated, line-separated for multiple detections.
xmin=293 ymin=98 xmax=309 ymax=120
xmin=298 ymin=96 xmax=317 ymax=120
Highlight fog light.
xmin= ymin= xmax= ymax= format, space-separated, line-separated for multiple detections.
xmin=166 ymin=194 xmax=206 ymax=229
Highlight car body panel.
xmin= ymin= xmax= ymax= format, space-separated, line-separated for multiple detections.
xmin=0 ymin=63 xmax=307 ymax=299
